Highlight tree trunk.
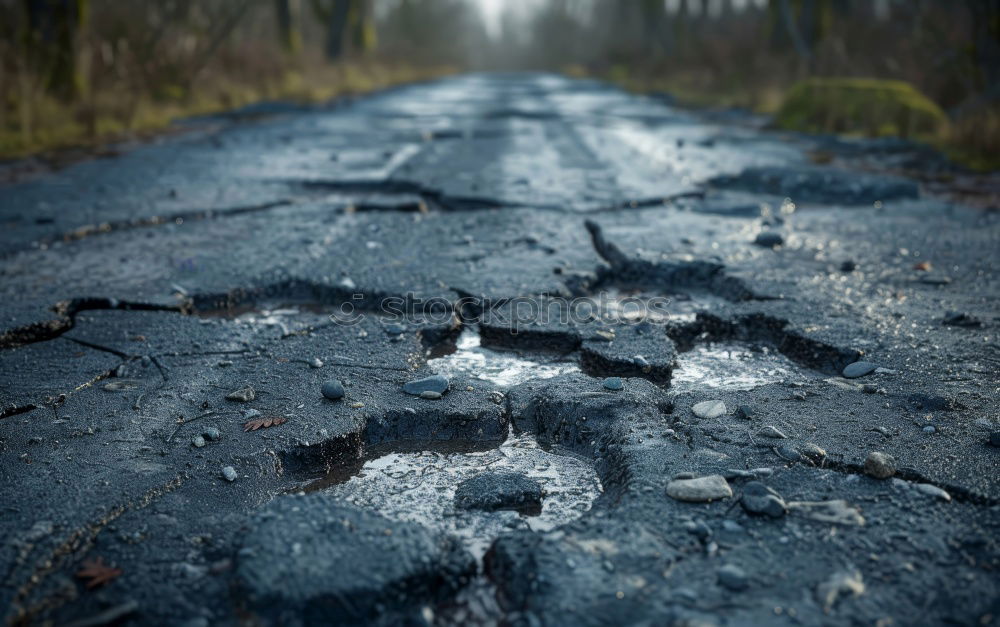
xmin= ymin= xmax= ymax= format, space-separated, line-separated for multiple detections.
xmin=319 ymin=0 xmax=351 ymax=61
xmin=275 ymin=0 xmax=302 ymax=55
xmin=23 ymin=0 xmax=88 ymax=101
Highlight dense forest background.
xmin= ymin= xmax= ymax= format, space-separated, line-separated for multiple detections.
xmin=1 ymin=0 xmax=998 ymax=167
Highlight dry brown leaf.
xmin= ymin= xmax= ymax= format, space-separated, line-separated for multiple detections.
xmin=76 ymin=557 xmax=122 ymax=589
xmin=243 ymin=416 xmax=288 ymax=432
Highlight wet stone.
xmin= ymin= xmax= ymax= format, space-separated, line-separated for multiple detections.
xmin=203 ymin=427 xmax=221 ymax=441
xmin=222 ymin=466 xmax=238 ymax=482
xmin=914 ymin=483 xmax=951 ymax=502
xmin=942 ymin=311 xmax=982 ymax=328
xmin=799 ymin=443 xmax=827 ymax=463
xmin=454 ymin=471 xmax=543 ymax=514
xmin=692 ymin=400 xmax=727 ymax=419
xmin=602 ymin=377 xmax=624 ymax=391
xmin=754 ymin=231 xmax=784 ymax=248
xmin=740 ymin=481 xmax=787 ymax=518
xmin=864 ymin=451 xmax=896 ymax=479
xmin=717 ymin=564 xmax=749 ymax=591
xmin=403 ymin=374 xmax=449 ymax=396
xmin=226 ymin=386 xmax=255 ymax=402
xmin=666 ymin=475 xmax=732 ymax=502
xmin=757 ymin=425 xmax=787 ymax=439
xmin=235 ymin=496 xmax=474 ymax=624
xmin=321 ymin=379 xmax=345 ymax=400
xmin=843 ymin=361 xmax=877 ymax=379
xmin=776 ymin=444 xmax=803 ymax=462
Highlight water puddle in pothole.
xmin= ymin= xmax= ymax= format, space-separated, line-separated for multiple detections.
xmin=323 ymin=431 xmax=602 ymax=559
xmin=195 ymin=302 xmax=335 ymax=335
xmin=670 ymin=341 xmax=818 ymax=393
xmin=586 ymin=287 xmax=726 ymax=324
xmin=428 ymin=328 xmax=579 ymax=387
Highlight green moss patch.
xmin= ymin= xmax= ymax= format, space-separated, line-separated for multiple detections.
xmin=775 ymin=78 xmax=948 ymax=139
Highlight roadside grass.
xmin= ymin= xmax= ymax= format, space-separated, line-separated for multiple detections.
xmin=0 ymin=61 xmax=453 ymax=160
xmin=598 ymin=66 xmax=998 ymax=172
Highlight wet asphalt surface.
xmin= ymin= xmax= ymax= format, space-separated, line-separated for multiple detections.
xmin=0 ymin=73 xmax=998 ymax=626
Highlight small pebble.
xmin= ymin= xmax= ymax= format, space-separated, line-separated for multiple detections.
xmin=754 ymin=232 xmax=783 ymax=248
xmin=799 ymin=443 xmax=827 ymax=463
xmin=309 ymin=358 xmax=324 ymax=368
xmin=717 ymin=564 xmax=749 ymax=591
xmin=842 ymin=361 xmax=877 ymax=379
xmin=691 ymin=400 xmax=727 ymax=420
xmin=840 ymin=260 xmax=856 ymax=272
xmin=922 ymin=425 xmax=936 ymax=434
xmin=776 ymin=444 xmax=802 ymax=462
xmin=603 ymin=377 xmax=623 ymax=391
xmin=203 ymin=427 xmax=221 ymax=441
xmin=420 ymin=390 xmax=443 ymax=400
xmin=243 ymin=408 xmax=262 ymax=419
xmin=740 ymin=481 xmax=787 ymax=518
xmin=942 ymin=311 xmax=982 ymax=328
xmin=226 ymin=387 xmax=255 ymax=402
xmin=403 ymin=375 xmax=449 ymax=396
xmin=758 ymin=425 xmax=787 ymax=439
xmin=864 ymin=451 xmax=895 ymax=479
xmin=321 ymin=379 xmax=345 ymax=400
xmin=221 ymin=466 xmax=238 ymax=482
xmin=735 ymin=405 xmax=754 ymax=420
xmin=191 ymin=435 xmax=206 ymax=448
xmin=666 ymin=475 xmax=732 ymax=502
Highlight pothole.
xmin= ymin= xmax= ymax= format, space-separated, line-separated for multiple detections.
xmin=195 ymin=301 xmax=335 ymax=336
xmin=585 ymin=287 xmax=727 ymax=324
xmin=670 ymin=341 xmax=819 ymax=393
xmin=322 ymin=430 xmax=602 ymax=559
xmin=428 ymin=328 xmax=579 ymax=387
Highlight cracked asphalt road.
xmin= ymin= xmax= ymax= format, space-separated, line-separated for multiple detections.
xmin=1 ymin=73 xmax=998 ymax=626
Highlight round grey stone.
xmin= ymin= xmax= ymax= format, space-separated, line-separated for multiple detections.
xmin=202 ymin=427 xmax=221 ymax=441
xmin=602 ymin=377 xmax=624 ymax=391
xmin=321 ymin=379 xmax=345 ymax=400
xmin=717 ymin=564 xmax=749 ymax=591
xmin=864 ymin=451 xmax=896 ymax=479
xmin=740 ymin=481 xmax=787 ymax=518
xmin=222 ymin=466 xmax=238 ymax=482
xmin=191 ymin=435 xmax=206 ymax=448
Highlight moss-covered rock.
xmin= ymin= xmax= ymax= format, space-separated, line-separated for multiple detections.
xmin=776 ymin=78 xmax=948 ymax=139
